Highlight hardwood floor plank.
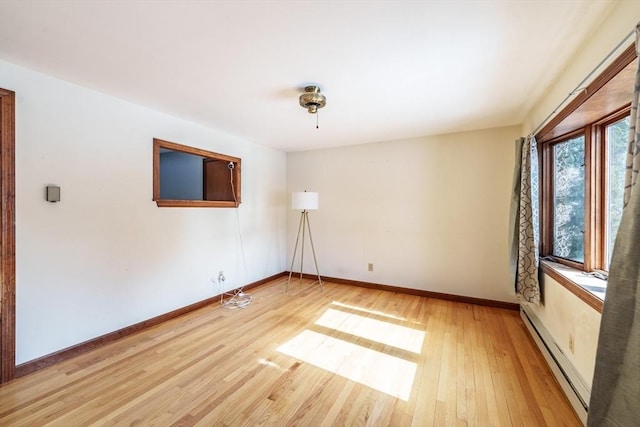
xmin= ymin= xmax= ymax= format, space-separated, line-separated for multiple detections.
xmin=0 ymin=279 xmax=580 ymax=426
xmin=411 ymin=298 xmax=446 ymax=427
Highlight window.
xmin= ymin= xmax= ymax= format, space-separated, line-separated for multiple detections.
xmin=605 ymin=116 xmax=629 ymax=267
xmin=544 ymin=114 xmax=628 ymax=273
xmin=552 ymin=134 xmax=585 ymax=263
xmin=537 ymin=43 xmax=636 ymax=310
xmin=153 ymin=138 xmax=241 ymax=208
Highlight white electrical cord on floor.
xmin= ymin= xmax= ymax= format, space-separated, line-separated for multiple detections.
xmin=215 ymin=163 xmax=251 ymax=310
xmin=211 ymin=275 xmax=252 ymax=309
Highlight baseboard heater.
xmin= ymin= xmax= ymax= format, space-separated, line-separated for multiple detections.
xmin=520 ymin=306 xmax=589 ymax=425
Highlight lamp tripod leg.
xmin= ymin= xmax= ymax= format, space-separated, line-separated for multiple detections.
xmin=305 ymin=212 xmax=323 ymax=291
xmin=300 ymin=211 xmax=306 ymax=281
xmin=287 ymin=211 xmax=305 ymax=292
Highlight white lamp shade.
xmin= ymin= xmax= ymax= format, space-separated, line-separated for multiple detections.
xmin=292 ymin=192 xmax=319 ymax=210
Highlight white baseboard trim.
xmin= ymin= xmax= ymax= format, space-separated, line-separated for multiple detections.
xmin=520 ymin=306 xmax=589 ymax=425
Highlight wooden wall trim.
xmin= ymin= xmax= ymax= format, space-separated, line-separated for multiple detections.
xmin=291 ymin=272 xmax=520 ymax=311
xmin=155 ymin=200 xmax=239 ymax=208
xmin=14 ymin=272 xmax=286 ymax=378
xmin=0 ymin=88 xmax=16 ymax=384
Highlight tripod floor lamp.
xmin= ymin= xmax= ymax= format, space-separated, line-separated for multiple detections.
xmin=287 ymin=191 xmax=323 ymax=291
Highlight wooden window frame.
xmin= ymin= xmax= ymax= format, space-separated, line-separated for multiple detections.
xmin=541 ymin=107 xmax=630 ymax=271
xmin=536 ymin=43 xmax=636 ymax=311
xmin=153 ymin=138 xmax=241 ymax=208
xmin=592 ymin=108 xmax=631 ymax=269
xmin=540 ymin=129 xmax=588 ymax=270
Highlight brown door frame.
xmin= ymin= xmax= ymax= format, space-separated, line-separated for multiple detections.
xmin=0 ymin=87 xmax=16 ymax=383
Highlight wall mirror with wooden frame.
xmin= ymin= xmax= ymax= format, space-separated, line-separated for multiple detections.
xmin=153 ymin=138 xmax=241 ymax=208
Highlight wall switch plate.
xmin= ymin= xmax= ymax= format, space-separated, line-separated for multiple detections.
xmin=46 ymin=186 xmax=60 ymax=202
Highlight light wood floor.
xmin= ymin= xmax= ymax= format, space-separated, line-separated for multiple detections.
xmin=0 ymin=278 xmax=580 ymax=426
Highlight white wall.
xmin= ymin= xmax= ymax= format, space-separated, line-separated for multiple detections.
xmin=524 ymin=1 xmax=640 ymax=134
xmin=287 ymin=125 xmax=521 ymax=303
xmin=531 ymin=276 xmax=601 ymax=388
xmin=521 ymin=1 xmax=640 ymax=387
xmin=0 ymin=60 xmax=287 ymax=364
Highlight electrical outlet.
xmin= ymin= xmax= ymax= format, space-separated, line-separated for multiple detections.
xmin=568 ymin=334 xmax=575 ymax=353
xmin=368 ymin=263 xmax=374 ymax=272
xmin=218 ymin=270 xmax=225 ymax=284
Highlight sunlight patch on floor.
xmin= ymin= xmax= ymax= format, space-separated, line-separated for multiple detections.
xmin=277 ymin=330 xmax=416 ymax=400
xmin=316 ymin=308 xmax=425 ymax=353
xmin=331 ymin=301 xmax=407 ymax=321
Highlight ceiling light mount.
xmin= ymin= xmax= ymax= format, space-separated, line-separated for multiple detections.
xmin=299 ymin=85 xmax=326 ymax=114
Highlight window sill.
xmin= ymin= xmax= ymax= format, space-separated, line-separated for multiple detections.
xmin=539 ymin=260 xmax=604 ymax=313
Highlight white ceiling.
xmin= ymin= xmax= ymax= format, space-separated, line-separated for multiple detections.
xmin=0 ymin=0 xmax=616 ymax=152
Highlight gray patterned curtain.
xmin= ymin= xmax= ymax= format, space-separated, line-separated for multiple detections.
xmin=510 ymin=136 xmax=540 ymax=305
xmin=587 ymin=22 xmax=640 ymax=427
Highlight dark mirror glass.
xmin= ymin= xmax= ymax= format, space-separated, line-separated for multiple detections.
xmin=159 ymin=149 xmax=206 ymax=200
